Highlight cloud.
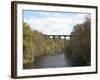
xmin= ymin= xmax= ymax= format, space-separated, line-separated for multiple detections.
xmin=24 ymin=11 xmax=89 ymax=35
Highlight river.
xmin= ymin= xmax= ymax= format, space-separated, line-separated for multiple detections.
xmin=23 ymin=52 xmax=87 ymax=69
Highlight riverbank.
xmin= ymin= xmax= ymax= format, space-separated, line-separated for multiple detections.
xmin=23 ymin=52 xmax=89 ymax=69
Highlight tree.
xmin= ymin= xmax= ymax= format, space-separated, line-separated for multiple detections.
xmin=23 ymin=22 xmax=65 ymax=65
xmin=23 ymin=22 xmax=33 ymax=64
xmin=70 ymin=16 xmax=91 ymax=65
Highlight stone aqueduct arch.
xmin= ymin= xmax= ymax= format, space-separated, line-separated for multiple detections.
xmin=43 ymin=35 xmax=73 ymax=45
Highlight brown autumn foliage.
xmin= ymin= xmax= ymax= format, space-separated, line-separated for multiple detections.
xmin=70 ymin=17 xmax=91 ymax=65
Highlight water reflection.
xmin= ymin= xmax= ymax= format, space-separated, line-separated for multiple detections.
xmin=23 ymin=52 xmax=89 ymax=69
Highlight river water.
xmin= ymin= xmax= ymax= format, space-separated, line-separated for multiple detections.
xmin=23 ymin=52 xmax=87 ymax=69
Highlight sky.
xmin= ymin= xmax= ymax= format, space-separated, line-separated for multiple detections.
xmin=23 ymin=10 xmax=89 ymax=35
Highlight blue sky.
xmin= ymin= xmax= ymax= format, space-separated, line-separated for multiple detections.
xmin=23 ymin=10 xmax=89 ymax=35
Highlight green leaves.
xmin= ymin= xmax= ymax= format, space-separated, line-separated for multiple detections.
xmin=23 ymin=22 xmax=65 ymax=64
xmin=23 ymin=16 xmax=91 ymax=66
xmin=23 ymin=22 xmax=34 ymax=64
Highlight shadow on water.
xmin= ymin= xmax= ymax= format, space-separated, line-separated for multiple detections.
xmin=23 ymin=52 xmax=90 ymax=69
